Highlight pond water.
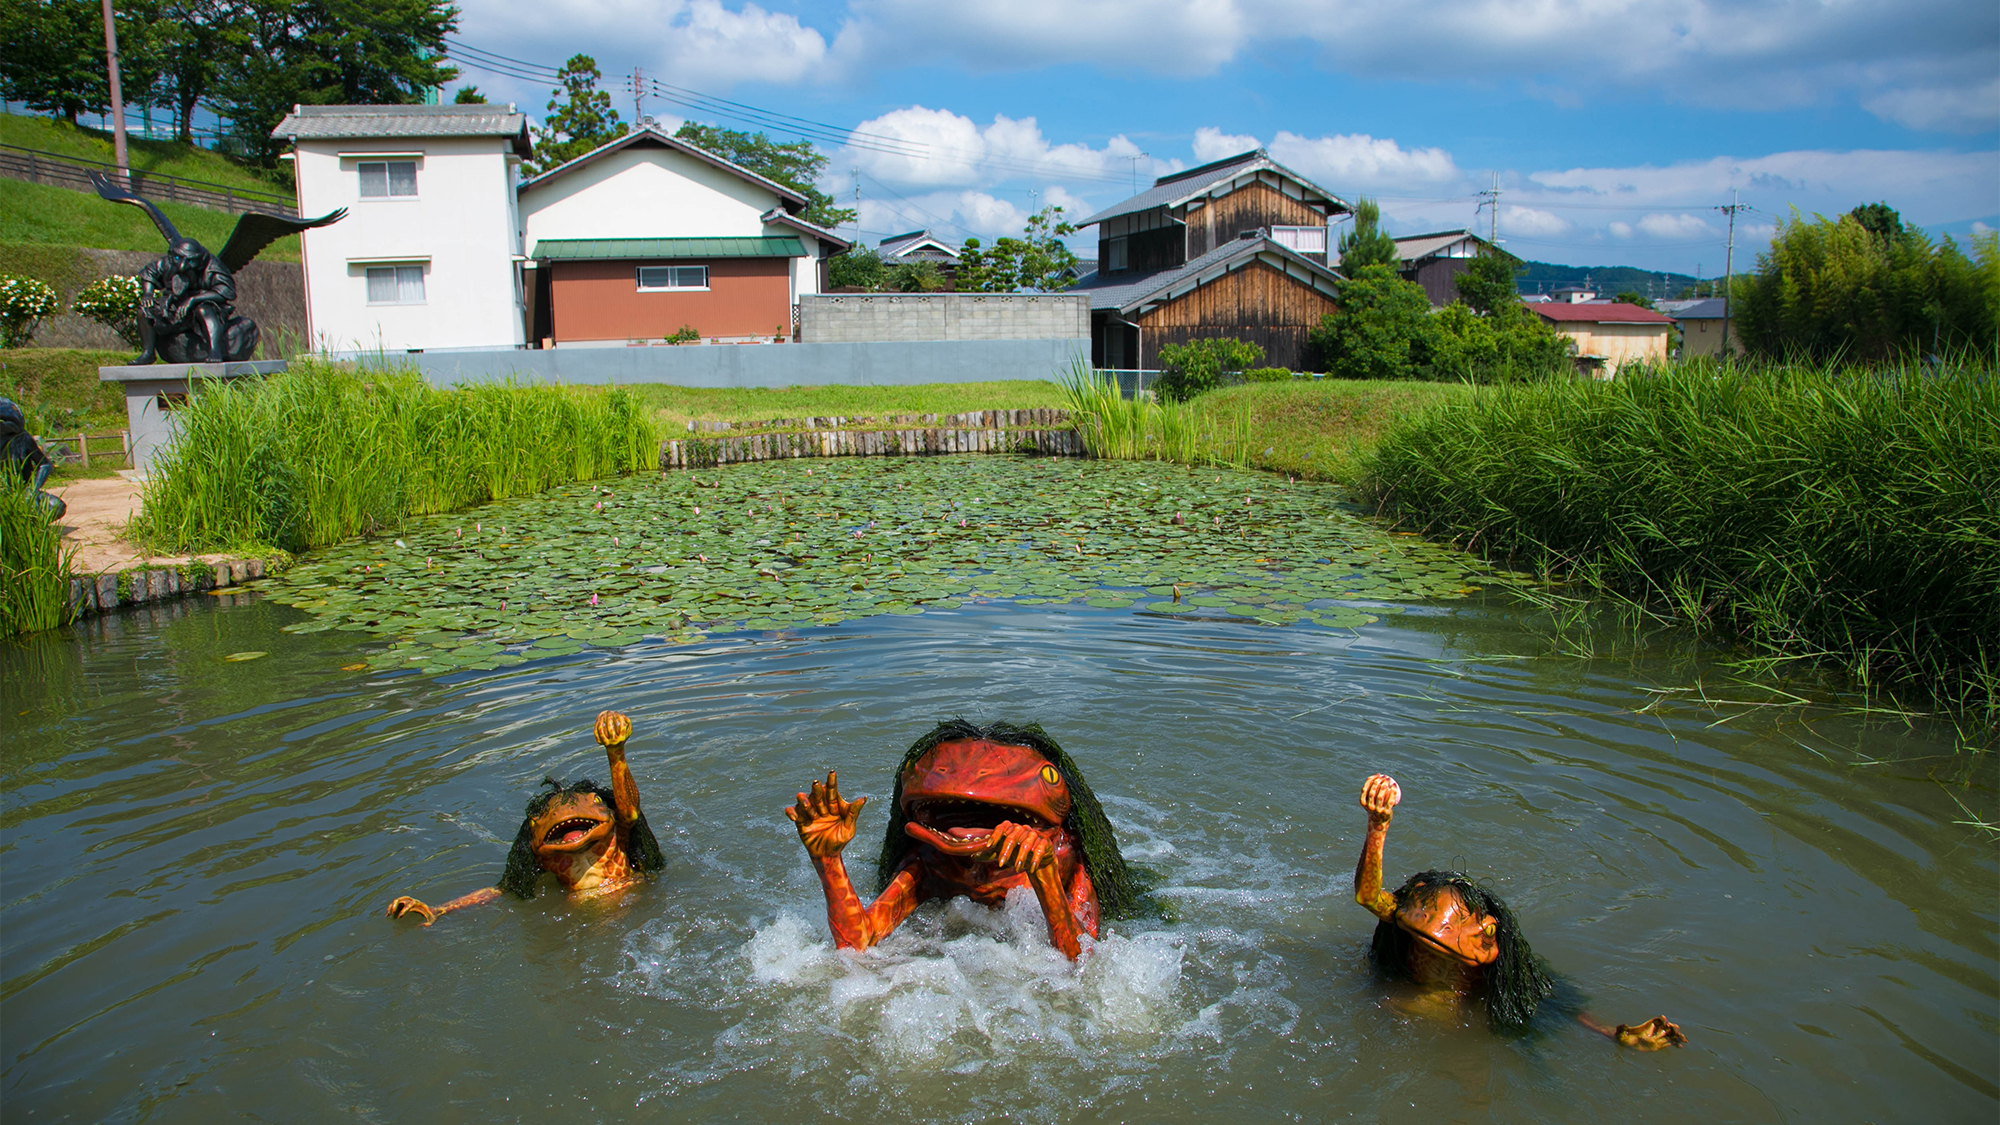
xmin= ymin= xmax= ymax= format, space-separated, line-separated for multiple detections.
xmin=3 ymin=458 xmax=1995 ymax=1123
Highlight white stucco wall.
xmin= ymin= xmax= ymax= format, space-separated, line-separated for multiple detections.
xmin=294 ymin=136 xmax=525 ymax=352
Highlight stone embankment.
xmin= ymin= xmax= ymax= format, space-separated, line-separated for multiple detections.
xmin=662 ymin=409 xmax=1083 ymax=470
xmin=67 ymin=556 xmax=277 ymax=616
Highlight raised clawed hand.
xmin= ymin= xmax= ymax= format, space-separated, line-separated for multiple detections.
xmin=1614 ymin=1016 xmax=1688 ymax=1050
xmin=385 ymin=896 xmax=437 ymax=925
xmin=1360 ymin=773 xmax=1401 ymax=822
xmin=786 ymin=770 xmax=867 ymax=857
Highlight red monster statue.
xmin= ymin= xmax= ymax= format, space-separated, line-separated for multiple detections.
xmin=1354 ymin=773 xmax=1686 ymax=1048
xmin=386 ymin=710 xmax=664 ymax=926
xmin=785 ymin=720 xmax=1143 ymax=960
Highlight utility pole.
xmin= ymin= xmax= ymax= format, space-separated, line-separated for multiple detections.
xmin=1715 ymin=188 xmax=1743 ymax=359
xmin=633 ymin=66 xmax=644 ymax=126
xmin=852 ymin=169 xmax=861 ymax=238
xmin=99 ymin=0 xmax=127 ymax=178
xmin=1476 ymin=171 xmax=1501 ymax=244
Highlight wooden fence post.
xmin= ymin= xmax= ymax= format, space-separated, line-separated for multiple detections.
xmin=78 ymin=432 xmax=88 ymax=467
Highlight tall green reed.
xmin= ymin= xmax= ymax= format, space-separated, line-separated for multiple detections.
xmin=1358 ymin=358 xmax=2000 ymax=715
xmin=1 ymin=484 xmax=76 ymax=634
xmin=134 ymin=361 xmax=660 ymax=554
xmin=1058 ymin=359 xmax=1250 ymax=466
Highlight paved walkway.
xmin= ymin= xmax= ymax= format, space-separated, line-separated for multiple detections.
xmin=51 ymin=475 xmax=233 ymax=574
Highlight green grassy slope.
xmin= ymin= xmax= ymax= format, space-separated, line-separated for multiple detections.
xmin=0 ymin=113 xmax=290 ymax=197
xmin=0 ymin=179 xmax=300 ymax=259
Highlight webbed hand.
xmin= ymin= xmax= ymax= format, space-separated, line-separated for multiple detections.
xmin=786 ymin=770 xmax=867 ymax=857
xmin=385 ymin=896 xmax=437 ymax=925
xmin=1360 ymin=774 xmax=1401 ymax=822
xmin=595 ymin=709 xmax=632 ymax=747
xmin=1614 ymin=1016 xmax=1687 ymax=1050
xmin=977 ymin=821 xmax=1058 ymax=874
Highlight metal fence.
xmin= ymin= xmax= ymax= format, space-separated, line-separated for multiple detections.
xmin=1095 ymin=369 xmax=1161 ymax=398
xmin=0 ymin=143 xmax=297 ymax=218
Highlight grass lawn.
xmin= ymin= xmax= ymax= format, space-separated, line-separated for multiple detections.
xmin=620 ymin=380 xmax=1072 ymax=430
xmin=0 ymin=179 xmax=300 ymax=259
xmin=1 ymin=113 xmax=291 ymax=198
xmin=1192 ymin=378 xmax=1472 ymax=485
xmin=1 ymin=347 xmax=130 ymax=432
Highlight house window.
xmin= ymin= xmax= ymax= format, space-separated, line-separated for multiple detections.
xmin=366 ymin=265 xmax=426 ymax=304
xmin=1270 ymin=226 xmax=1327 ymax=254
xmin=358 ymin=161 xmax=418 ymax=198
xmin=637 ymin=265 xmax=709 ymax=291
xmin=1106 ymin=238 xmax=1128 ymax=272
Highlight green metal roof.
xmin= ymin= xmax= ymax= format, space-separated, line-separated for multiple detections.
xmin=532 ymin=236 xmax=807 ymax=260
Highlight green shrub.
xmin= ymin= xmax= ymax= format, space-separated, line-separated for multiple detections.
xmin=72 ymin=276 xmax=143 ymax=348
xmin=664 ymin=325 xmax=700 ymax=345
xmin=1309 ymin=266 xmax=1436 ymax=380
xmin=0 ymin=275 xmax=59 ymax=348
xmin=1427 ymin=302 xmax=1572 ymax=383
xmin=133 ymin=360 xmax=661 ymax=553
xmin=1243 ymin=367 xmax=1292 ymax=383
xmin=1155 ymin=337 xmax=1265 ymax=403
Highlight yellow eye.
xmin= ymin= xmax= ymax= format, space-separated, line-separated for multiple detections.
xmin=1040 ymin=765 xmax=1060 ymax=785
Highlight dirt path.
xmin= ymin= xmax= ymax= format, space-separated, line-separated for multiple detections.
xmin=51 ymin=476 xmax=233 ymax=574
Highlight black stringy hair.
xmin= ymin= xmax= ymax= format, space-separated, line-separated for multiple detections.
xmin=499 ymin=776 xmax=665 ymax=898
xmin=1370 ymin=869 xmax=1555 ymax=1032
xmin=874 ymin=719 xmax=1151 ymax=919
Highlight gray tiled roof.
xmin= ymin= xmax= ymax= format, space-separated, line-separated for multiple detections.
xmin=272 ymin=104 xmax=532 ymax=156
xmin=1662 ymin=297 xmax=1728 ymax=319
xmin=1069 ymin=235 xmax=1342 ymax=312
xmin=1076 ymin=149 xmax=1350 ymax=228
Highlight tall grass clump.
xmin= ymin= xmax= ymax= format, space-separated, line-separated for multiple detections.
xmin=1 ymin=484 xmax=76 ymax=634
xmin=1059 ymin=360 xmax=1250 ymax=466
xmin=1358 ymin=358 xmax=2000 ymax=714
xmin=134 ymin=361 xmax=659 ymax=554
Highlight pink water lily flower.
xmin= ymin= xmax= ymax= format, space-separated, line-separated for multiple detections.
xmin=591 ymin=593 xmax=599 ymax=606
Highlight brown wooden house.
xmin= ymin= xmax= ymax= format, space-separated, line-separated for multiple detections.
xmin=1391 ymin=229 xmax=1510 ymax=307
xmin=1072 ymin=149 xmax=1350 ymax=370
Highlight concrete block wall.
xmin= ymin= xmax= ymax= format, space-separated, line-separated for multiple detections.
xmin=799 ymin=293 xmax=1089 ymax=344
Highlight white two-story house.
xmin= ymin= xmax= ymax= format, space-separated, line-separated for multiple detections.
xmin=274 ymin=104 xmax=532 ymax=352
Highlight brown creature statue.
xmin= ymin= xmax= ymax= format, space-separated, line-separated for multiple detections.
xmin=386 ymin=711 xmax=664 ymax=925
xmin=785 ymin=720 xmax=1144 ymax=960
xmin=1354 ymin=773 xmax=1686 ymax=1048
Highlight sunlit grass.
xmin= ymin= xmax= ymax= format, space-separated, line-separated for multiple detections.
xmin=1058 ymin=362 xmax=1251 ymax=466
xmin=621 ymin=380 xmax=1069 ymax=430
xmin=0 ymin=483 xmax=75 ymax=635
xmin=134 ymin=360 xmax=660 ymax=554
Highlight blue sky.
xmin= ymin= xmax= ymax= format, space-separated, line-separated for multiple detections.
xmin=452 ymin=0 xmax=2000 ymax=275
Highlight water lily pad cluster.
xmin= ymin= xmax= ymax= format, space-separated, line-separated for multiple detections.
xmin=265 ymin=457 xmax=1524 ymax=674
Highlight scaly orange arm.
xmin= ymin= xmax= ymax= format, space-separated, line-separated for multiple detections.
xmin=595 ymin=710 xmax=642 ymax=828
xmin=787 ymin=770 xmax=930 ymax=950
xmin=1355 ymin=773 xmax=1401 ymax=920
xmin=386 ymin=886 xmax=504 ymax=926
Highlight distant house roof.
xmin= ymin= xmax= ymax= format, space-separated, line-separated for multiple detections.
xmin=1077 ymin=149 xmax=1350 ymax=228
xmin=1528 ymin=301 xmax=1675 ymax=325
xmin=1392 ymin=229 xmax=1511 ymax=264
xmin=272 ymin=104 xmax=533 ymax=158
xmin=878 ymin=229 xmax=959 ymax=261
xmin=1662 ymin=297 xmax=1729 ymax=319
xmin=532 ymin=236 xmax=807 ymax=261
xmin=1070 ymin=233 xmax=1343 ymax=314
xmin=518 ymin=125 xmax=809 ymax=212
xmin=762 ymin=208 xmax=852 ymax=254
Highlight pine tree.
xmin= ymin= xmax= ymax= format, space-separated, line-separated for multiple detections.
xmin=526 ymin=54 xmax=621 ymax=175
xmin=1338 ymin=197 xmax=1399 ymax=273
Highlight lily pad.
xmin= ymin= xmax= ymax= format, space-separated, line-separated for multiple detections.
xmin=223 ymin=651 xmax=268 ymax=662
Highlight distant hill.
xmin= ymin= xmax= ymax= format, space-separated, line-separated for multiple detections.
xmin=1517 ymin=260 xmax=1705 ymax=301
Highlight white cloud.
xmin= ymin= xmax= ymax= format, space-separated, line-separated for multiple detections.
xmin=1637 ymin=213 xmax=1716 ymax=239
xmin=1192 ymin=127 xmax=1260 ymax=162
xmin=841 ymin=106 xmax=1175 ymax=191
xmin=1863 ymin=77 xmax=2000 ymax=134
xmin=1974 ymin=221 xmax=1995 ymax=236
xmin=457 ymin=0 xmax=828 ymax=99
xmin=1609 ymin=222 xmax=1634 ymax=239
xmin=1191 ymin=127 xmax=1459 ymax=190
xmin=1501 ymin=206 xmax=1570 ymax=237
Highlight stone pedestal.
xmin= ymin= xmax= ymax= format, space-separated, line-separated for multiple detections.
xmin=98 ymin=360 xmax=286 ymax=474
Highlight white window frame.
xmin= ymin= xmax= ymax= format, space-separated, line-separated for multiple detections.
xmin=365 ymin=264 xmax=427 ymax=305
xmin=1270 ymin=226 xmax=1328 ymax=254
xmin=637 ymin=265 xmax=710 ymax=291
xmin=358 ymin=160 xmax=419 ymax=199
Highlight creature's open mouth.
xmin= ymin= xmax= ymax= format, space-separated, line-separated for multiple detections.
xmin=1404 ymin=926 xmax=1487 ymax=966
xmin=904 ymin=798 xmax=1048 ymax=854
xmin=542 ymin=816 xmax=607 ymax=847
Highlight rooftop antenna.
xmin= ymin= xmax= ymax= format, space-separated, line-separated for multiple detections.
xmin=1127 ymin=152 xmax=1148 ymax=195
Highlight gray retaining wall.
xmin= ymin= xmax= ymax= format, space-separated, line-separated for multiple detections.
xmin=799 ymin=293 xmax=1089 ymax=344
xmin=350 ymin=337 xmax=1087 ymax=388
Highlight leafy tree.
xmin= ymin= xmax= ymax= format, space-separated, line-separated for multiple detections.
xmin=1154 ymin=337 xmax=1265 ymax=403
xmin=1309 ymin=265 xmax=1436 ymax=379
xmin=1426 ymin=300 xmax=1571 ymax=382
xmin=524 ymin=53 xmax=620 ymax=175
xmin=452 ymin=84 xmax=486 ymax=104
xmin=673 ymin=122 xmax=855 ymax=229
xmin=1338 ymin=196 xmax=1399 ymax=273
xmin=1736 ymin=203 xmax=1998 ymax=360
xmin=827 ymin=248 xmax=887 ymax=290
xmin=0 ymin=0 xmax=112 ymax=123
xmin=1452 ymin=252 xmax=1521 ymax=317
xmin=1612 ymin=289 xmax=1655 ymax=309
xmin=888 ymin=260 xmax=946 ymax=292
xmin=956 ymin=206 xmax=1078 ymax=293
xmin=212 ymin=0 xmax=459 ymax=166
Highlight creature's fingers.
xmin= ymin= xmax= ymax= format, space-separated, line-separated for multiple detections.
xmin=847 ymin=795 xmax=867 ymax=819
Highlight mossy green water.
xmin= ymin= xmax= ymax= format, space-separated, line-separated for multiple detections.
xmin=265 ymin=456 xmax=1525 ymax=673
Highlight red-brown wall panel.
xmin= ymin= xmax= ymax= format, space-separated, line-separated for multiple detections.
xmin=550 ymin=258 xmax=792 ymax=342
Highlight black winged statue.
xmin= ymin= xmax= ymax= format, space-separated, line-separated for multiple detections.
xmin=89 ymin=171 xmax=345 ymax=364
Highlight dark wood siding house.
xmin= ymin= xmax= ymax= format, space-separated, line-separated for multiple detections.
xmin=1391 ymin=230 xmax=1508 ymax=307
xmin=1070 ymin=149 xmax=1349 ymax=371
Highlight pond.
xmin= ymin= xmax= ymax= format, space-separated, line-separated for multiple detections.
xmin=3 ymin=457 xmax=1994 ymax=1123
